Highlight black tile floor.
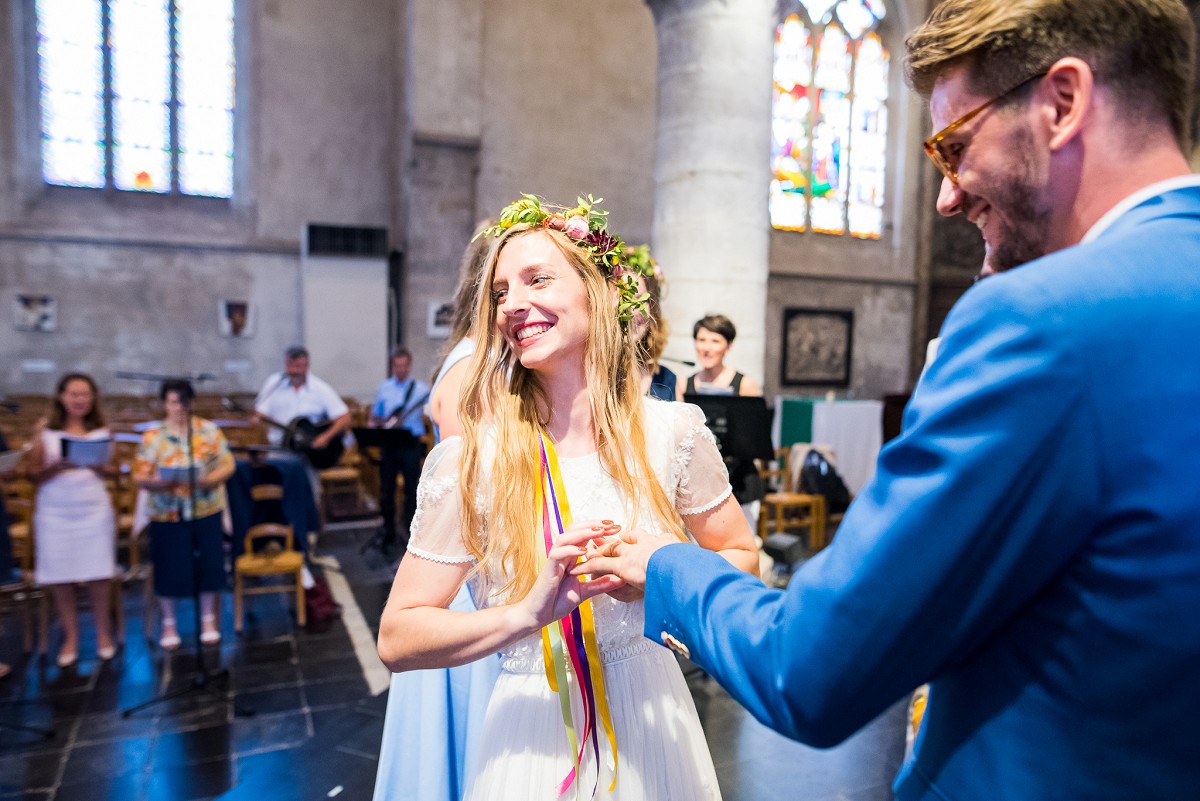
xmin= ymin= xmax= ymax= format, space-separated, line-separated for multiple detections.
xmin=0 ymin=529 xmax=905 ymax=801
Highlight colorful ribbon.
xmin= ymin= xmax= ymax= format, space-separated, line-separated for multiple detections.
xmin=537 ymin=431 xmax=619 ymax=798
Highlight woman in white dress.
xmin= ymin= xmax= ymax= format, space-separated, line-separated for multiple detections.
xmin=378 ymin=196 xmax=759 ymax=800
xmin=28 ymin=373 xmax=118 ymax=668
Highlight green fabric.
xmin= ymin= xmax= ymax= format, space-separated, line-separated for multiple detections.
xmin=779 ymin=398 xmax=816 ymax=447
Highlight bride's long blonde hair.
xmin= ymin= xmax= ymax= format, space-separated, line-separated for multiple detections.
xmin=457 ymin=224 xmax=683 ymax=601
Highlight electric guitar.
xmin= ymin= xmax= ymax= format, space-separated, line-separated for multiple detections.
xmin=222 ymin=398 xmax=345 ymax=470
xmin=381 ymin=390 xmax=431 ymax=431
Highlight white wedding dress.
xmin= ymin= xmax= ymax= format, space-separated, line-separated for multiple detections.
xmin=407 ymin=399 xmax=732 ymax=800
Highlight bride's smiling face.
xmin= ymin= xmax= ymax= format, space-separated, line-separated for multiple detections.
xmin=491 ymin=231 xmax=590 ymax=373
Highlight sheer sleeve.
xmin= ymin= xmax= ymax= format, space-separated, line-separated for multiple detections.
xmin=672 ymin=403 xmax=734 ymax=516
xmin=406 ymin=437 xmax=475 ymax=564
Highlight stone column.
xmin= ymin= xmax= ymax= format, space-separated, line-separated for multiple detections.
xmin=646 ymin=0 xmax=776 ymax=384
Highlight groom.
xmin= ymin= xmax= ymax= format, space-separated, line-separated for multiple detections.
xmin=579 ymin=1 xmax=1200 ymax=799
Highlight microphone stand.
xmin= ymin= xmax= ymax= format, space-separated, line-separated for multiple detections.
xmin=118 ymin=372 xmax=253 ymax=719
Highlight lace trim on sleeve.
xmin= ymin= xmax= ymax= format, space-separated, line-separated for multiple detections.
xmin=678 ymin=484 xmax=732 ymax=517
xmin=407 ymin=545 xmax=476 ymax=565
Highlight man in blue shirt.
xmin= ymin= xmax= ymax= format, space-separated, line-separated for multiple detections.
xmin=576 ymin=2 xmax=1200 ymax=799
xmin=370 ymin=347 xmax=429 ymax=555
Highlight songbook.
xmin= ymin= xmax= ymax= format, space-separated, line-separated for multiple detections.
xmin=60 ymin=436 xmax=112 ymax=467
xmin=157 ymin=453 xmax=221 ymax=484
xmin=0 ymin=449 xmax=25 ymax=474
xmin=156 ymin=465 xmax=196 ymax=484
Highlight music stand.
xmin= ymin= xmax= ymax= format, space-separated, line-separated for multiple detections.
xmin=114 ymin=372 xmax=253 ymax=719
xmin=682 ymin=394 xmax=775 ymax=464
xmin=352 ymin=427 xmax=420 ymax=559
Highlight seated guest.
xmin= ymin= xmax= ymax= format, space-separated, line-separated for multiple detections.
xmin=133 ymin=380 xmax=235 ymax=650
xmin=0 ymin=429 xmax=19 ymax=586
xmin=1 ymin=430 xmax=22 ymax=679
xmin=369 ymin=346 xmax=429 ymax=555
xmin=254 ymin=346 xmax=351 ymax=467
xmin=676 ymin=313 xmax=762 ymax=399
xmin=27 ymin=373 xmax=118 ymax=668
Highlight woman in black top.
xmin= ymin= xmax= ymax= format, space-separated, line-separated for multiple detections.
xmin=677 ymin=314 xmax=762 ymax=399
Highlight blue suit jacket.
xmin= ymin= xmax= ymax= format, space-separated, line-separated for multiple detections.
xmin=645 ymin=186 xmax=1200 ymax=800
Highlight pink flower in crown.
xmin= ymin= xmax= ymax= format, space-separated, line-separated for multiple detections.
xmin=563 ymin=216 xmax=590 ymax=240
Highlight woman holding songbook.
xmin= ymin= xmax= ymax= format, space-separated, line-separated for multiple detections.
xmin=377 ymin=195 xmax=758 ymax=800
xmin=133 ymin=379 xmax=235 ymax=650
xmin=28 ymin=372 xmax=118 ymax=668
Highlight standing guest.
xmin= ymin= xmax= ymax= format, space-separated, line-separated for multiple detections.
xmin=369 ymin=346 xmax=429 ymax=555
xmin=254 ymin=346 xmax=351 ymax=465
xmin=579 ymin=2 xmax=1200 ymax=799
xmin=679 ymin=314 xmax=764 ymax=528
xmin=134 ymin=380 xmax=235 ymax=650
xmin=624 ymin=246 xmax=677 ymax=401
xmin=676 ymin=314 xmax=761 ymax=400
xmin=374 ymin=222 xmax=500 ymax=801
xmin=27 ymin=373 xmax=117 ymax=668
xmin=377 ymin=195 xmax=758 ymax=800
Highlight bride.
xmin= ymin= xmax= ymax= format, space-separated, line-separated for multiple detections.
xmin=377 ymin=195 xmax=758 ymax=800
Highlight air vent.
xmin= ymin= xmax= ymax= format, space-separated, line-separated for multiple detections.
xmin=305 ymin=224 xmax=388 ymax=257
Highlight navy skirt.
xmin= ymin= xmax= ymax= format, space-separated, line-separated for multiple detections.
xmin=148 ymin=513 xmax=226 ymax=597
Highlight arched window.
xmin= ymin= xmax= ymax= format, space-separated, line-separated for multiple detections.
xmin=770 ymin=0 xmax=888 ymax=239
xmin=35 ymin=0 xmax=235 ymax=198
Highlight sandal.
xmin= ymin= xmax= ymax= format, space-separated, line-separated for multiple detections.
xmin=200 ymin=614 xmax=221 ymax=646
xmin=160 ymin=619 xmax=181 ymax=651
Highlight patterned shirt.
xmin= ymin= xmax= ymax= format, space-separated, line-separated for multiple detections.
xmin=133 ymin=417 xmax=232 ymax=522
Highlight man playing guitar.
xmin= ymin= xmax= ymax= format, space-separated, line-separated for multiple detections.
xmin=254 ymin=346 xmax=351 ymax=473
xmin=368 ymin=346 xmax=429 ymax=556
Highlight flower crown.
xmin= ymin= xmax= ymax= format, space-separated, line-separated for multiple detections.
xmin=479 ymin=194 xmax=651 ymax=322
xmin=620 ymin=245 xmax=664 ymax=297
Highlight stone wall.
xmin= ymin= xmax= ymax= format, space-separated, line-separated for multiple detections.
xmin=0 ymin=0 xmax=397 ymax=399
xmin=0 ymin=0 xmax=942 ymax=405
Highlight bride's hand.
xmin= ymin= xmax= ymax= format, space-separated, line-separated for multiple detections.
xmin=583 ymin=533 xmax=645 ymax=603
xmin=515 ymin=520 xmax=627 ymax=631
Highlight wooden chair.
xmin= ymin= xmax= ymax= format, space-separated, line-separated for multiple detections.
xmin=0 ymin=478 xmax=48 ymax=653
xmin=108 ymin=468 xmax=143 ymax=579
xmin=757 ymin=447 xmax=827 ymax=549
xmin=233 ymin=484 xmax=305 ymax=632
xmin=319 ymin=464 xmax=366 ymax=525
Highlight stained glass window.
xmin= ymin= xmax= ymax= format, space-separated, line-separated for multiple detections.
xmin=35 ymin=0 xmax=235 ymax=198
xmin=771 ymin=0 xmax=889 ymax=239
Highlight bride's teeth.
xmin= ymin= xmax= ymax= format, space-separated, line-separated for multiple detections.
xmin=975 ymin=212 xmax=989 ymax=231
xmin=518 ymin=324 xmax=550 ymax=341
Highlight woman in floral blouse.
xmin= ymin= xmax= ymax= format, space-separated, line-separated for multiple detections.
xmin=133 ymin=380 xmax=235 ymax=650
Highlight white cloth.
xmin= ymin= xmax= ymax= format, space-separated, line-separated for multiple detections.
xmin=34 ymin=428 xmax=117 ymax=585
xmin=433 ymin=337 xmax=476 ymax=389
xmin=254 ymin=371 xmax=349 ymax=446
xmin=809 ymin=400 xmax=883 ymax=495
xmin=408 ymin=399 xmax=730 ymax=801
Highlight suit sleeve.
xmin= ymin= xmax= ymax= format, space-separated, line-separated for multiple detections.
xmin=643 ymin=280 xmax=1104 ymax=746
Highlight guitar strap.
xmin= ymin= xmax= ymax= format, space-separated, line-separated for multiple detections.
xmin=385 ymin=381 xmax=428 ymax=431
